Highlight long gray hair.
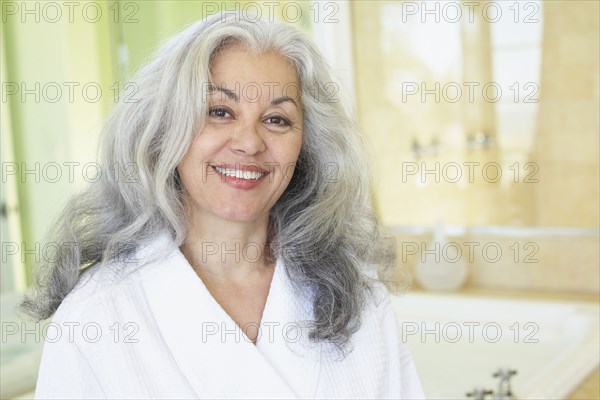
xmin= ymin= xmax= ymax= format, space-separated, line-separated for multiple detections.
xmin=21 ymin=12 xmax=402 ymax=353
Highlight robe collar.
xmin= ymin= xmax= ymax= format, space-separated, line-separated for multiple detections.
xmin=138 ymin=232 xmax=322 ymax=398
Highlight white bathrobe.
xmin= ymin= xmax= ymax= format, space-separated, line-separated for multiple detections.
xmin=35 ymin=232 xmax=425 ymax=399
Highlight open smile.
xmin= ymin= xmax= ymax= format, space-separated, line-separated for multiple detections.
xmin=212 ymin=165 xmax=269 ymax=180
xmin=210 ymin=163 xmax=270 ymax=190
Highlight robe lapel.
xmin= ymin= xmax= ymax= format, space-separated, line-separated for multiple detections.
xmin=139 ymin=237 xmax=299 ymax=399
xmin=255 ymin=258 xmax=323 ymax=398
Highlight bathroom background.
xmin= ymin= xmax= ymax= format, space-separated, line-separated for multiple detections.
xmin=1 ymin=0 xmax=598 ymax=399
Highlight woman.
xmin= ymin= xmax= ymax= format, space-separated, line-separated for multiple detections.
xmin=24 ymin=12 xmax=424 ymax=399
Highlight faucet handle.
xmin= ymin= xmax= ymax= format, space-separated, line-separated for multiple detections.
xmin=493 ymin=368 xmax=517 ymax=399
xmin=466 ymin=387 xmax=493 ymax=400
xmin=493 ymin=368 xmax=517 ymax=379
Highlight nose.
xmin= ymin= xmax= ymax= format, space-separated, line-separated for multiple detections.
xmin=229 ymin=118 xmax=266 ymax=156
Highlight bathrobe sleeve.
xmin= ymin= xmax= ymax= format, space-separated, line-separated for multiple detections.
xmin=34 ymin=295 xmax=106 ymax=399
xmin=34 ymin=261 xmax=200 ymax=400
xmin=372 ymin=283 xmax=425 ymax=399
xmin=375 ymin=294 xmax=426 ymax=399
xmin=314 ymin=281 xmax=426 ymax=399
xmin=395 ymin=308 xmax=427 ymax=399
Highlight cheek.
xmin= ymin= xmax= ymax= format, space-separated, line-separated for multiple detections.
xmin=179 ymin=149 xmax=201 ymax=180
xmin=276 ymin=142 xmax=303 ymax=184
xmin=280 ymin=132 xmax=303 ymax=162
xmin=179 ymin=132 xmax=219 ymax=172
xmin=278 ymin=163 xmax=297 ymax=184
xmin=188 ymin=127 xmax=226 ymax=157
xmin=177 ymin=159 xmax=198 ymax=198
xmin=177 ymin=144 xmax=211 ymax=193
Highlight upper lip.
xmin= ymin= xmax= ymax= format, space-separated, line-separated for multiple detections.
xmin=210 ymin=163 xmax=270 ymax=174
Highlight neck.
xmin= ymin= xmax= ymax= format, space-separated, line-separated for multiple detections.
xmin=180 ymin=211 xmax=272 ymax=281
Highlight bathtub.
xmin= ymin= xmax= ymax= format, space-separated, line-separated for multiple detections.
xmin=392 ymin=292 xmax=600 ymax=400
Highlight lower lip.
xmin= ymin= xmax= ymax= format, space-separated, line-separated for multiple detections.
xmin=212 ymin=167 xmax=268 ymax=190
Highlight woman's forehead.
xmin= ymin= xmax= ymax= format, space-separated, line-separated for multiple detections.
xmin=208 ymin=45 xmax=301 ymax=103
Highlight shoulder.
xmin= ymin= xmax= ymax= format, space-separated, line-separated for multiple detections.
xmin=50 ymin=262 xmax=139 ymax=326
xmin=363 ymin=270 xmax=394 ymax=317
xmin=350 ymin=273 xmax=402 ymax=351
xmin=53 ymin=231 xmax=177 ymax=323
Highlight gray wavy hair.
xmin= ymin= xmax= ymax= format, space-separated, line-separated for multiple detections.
xmin=21 ymin=12 xmax=403 ymax=353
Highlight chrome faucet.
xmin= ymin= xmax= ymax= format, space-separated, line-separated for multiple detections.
xmin=492 ymin=368 xmax=517 ymax=400
xmin=467 ymin=368 xmax=518 ymax=400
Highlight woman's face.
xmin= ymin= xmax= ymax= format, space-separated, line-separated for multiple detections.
xmin=178 ymin=43 xmax=303 ymax=224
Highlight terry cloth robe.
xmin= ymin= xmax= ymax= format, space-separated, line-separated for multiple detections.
xmin=34 ymin=232 xmax=425 ymax=399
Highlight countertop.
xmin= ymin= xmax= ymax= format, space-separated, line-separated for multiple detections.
xmin=409 ymin=286 xmax=600 ymax=303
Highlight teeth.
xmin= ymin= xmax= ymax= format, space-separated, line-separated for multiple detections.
xmin=214 ymin=166 xmax=265 ymax=180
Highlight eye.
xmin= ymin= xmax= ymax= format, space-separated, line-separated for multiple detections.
xmin=264 ymin=115 xmax=291 ymax=127
xmin=208 ymin=107 xmax=232 ymax=119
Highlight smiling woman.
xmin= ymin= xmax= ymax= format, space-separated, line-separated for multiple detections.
xmin=178 ymin=44 xmax=304 ymax=344
xmin=21 ymin=12 xmax=424 ymax=399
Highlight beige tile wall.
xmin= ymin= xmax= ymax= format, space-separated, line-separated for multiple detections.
xmin=353 ymin=0 xmax=599 ymax=293
xmin=392 ymin=232 xmax=600 ymax=294
xmin=531 ymin=1 xmax=600 ymax=228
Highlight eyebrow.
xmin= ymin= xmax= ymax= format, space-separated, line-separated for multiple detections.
xmin=208 ymin=84 xmax=239 ymax=102
xmin=271 ymin=96 xmax=298 ymax=108
xmin=207 ymin=84 xmax=299 ymax=109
